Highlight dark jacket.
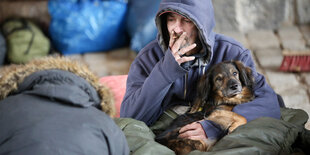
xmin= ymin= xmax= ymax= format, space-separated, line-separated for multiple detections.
xmin=0 ymin=57 xmax=129 ymax=155
xmin=121 ymin=0 xmax=280 ymax=139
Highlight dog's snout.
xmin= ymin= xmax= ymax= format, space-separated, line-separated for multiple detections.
xmin=228 ymin=80 xmax=239 ymax=90
xmin=230 ymin=84 xmax=238 ymax=90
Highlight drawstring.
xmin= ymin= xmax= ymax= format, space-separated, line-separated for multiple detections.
xmin=202 ymin=66 xmax=206 ymax=75
xmin=198 ymin=59 xmax=206 ymax=75
xmin=184 ymin=73 xmax=188 ymax=99
xmin=198 ymin=59 xmax=201 ymax=75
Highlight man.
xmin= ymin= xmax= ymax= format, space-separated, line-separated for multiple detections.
xmin=121 ymin=0 xmax=280 ymax=141
xmin=0 ymin=57 xmax=129 ymax=155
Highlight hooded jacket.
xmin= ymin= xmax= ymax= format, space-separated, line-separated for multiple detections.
xmin=121 ymin=0 xmax=281 ymax=139
xmin=0 ymin=57 xmax=129 ymax=155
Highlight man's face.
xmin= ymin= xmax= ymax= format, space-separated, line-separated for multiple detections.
xmin=166 ymin=13 xmax=199 ymax=55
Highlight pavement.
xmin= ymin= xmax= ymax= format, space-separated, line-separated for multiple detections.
xmin=46 ymin=24 xmax=310 ymax=130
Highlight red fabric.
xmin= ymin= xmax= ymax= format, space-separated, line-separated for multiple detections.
xmin=100 ymin=75 xmax=127 ymax=117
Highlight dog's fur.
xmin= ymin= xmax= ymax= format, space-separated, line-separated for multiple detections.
xmin=155 ymin=61 xmax=255 ymax=155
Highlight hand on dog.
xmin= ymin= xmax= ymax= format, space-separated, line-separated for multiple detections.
xmin=178 ymin=122 xmax=207 ymax=140
xmin=169 ymin=31 xmax=196 ymax=65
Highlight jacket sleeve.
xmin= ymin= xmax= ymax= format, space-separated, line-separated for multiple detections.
xmin=233 ymin=50 xmax=281 ymax=121
xmin=200 ymin=49 xmax=281 ymax=140
xmin=120 ymin=47 xmax=187 ymax=125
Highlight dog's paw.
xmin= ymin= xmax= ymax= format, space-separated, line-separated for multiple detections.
xmin=228 ymin=116 xmax=247 ymax=133
xmin=167 ymin=139 xmax=208 ymax=155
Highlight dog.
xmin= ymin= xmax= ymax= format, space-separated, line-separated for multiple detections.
xmin=155 ymin=60 xmax=255 ymax=155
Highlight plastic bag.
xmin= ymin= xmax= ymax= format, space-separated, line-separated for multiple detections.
xmin=48 ymin=0 xmax=128 ymax=55
xmin=126 ymin=0 xmax=161 ymax=52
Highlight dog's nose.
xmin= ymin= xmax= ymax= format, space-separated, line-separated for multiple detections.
xmin=228 ymin=79 xmax=239 ymax=90
xmin=230 ymin=84 xmax=238 ymax=90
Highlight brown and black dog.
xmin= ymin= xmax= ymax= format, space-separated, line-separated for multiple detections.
xmin=155 ymin=60 xmax=255 ymax=155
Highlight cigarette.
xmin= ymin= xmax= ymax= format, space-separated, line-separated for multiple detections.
xmin=172 ymin=33 xmax=181 ymax=39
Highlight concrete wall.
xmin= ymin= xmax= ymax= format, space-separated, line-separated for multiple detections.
xmin=0 ymin=0 xmax=308 ymax=33
xmin=213 ymin=0 xmax=310 ymax=32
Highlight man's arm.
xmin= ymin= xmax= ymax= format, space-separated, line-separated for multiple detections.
xmin=120 ymin=47 xmax=186 ymax=125
xmin=121 ymin=32 xmax=197 ymax=125
xmin=232 ymin=50 xmax=281 ymax=121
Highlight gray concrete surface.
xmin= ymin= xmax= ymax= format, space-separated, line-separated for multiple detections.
xmin=67 ymin=24 xmax=310 ymax=129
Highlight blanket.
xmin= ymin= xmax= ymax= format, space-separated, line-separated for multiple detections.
xmin=115 ymin=108 xmax=310 ymax=155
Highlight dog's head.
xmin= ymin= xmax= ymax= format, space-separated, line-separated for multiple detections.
xmin=191 ymin=61 xmax=255 ymax=113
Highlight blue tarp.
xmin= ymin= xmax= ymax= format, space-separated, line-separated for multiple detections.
xmin=126 ymin=0 xmax=161 ymax=52
xmin=48 ymin=0 xmax=128 ymax=55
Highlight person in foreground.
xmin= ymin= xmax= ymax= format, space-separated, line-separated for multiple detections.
xmin=121 ymin=0 xmax=281 ymax=142
xmin=0 ymin=57 xmax=129 ymax=155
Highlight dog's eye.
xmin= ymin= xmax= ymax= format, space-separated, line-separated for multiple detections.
xmin=215 ymin=77 xmax=222 ymax=81
xmin=233 ymin=72 xmax=238 ymax=76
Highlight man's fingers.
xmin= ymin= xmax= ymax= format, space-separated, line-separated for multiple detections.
xmin=177 ymin=56 xmax=195 ymax=65
xmin=178 ymin=43 xmax=197 ymax=56
xmin=187 ymin=136 xmax=206 ymax=141
xmin=169 ymin=32 xmax=196 ymax=65
xmin=169 ymin=30 xmax=176 ymax=48
xmin=179 ymin=124 xmax=190 ymax=134
xmin=178 ymin=129 xmax=200 ymax=138
xmin=179 ymin=122 xmax=200 ymax=133
xmin=178 ymin=122 xmax=207 ymax=140
xmin=171 ymin=32 xmax=186 ymax=53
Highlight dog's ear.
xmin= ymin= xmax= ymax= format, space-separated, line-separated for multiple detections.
xmin=233 ymin=61 xmax=255 ymax=89
xmin=190 ymin=72 xmax=212 ymax=113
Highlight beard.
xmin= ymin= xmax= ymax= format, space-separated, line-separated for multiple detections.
xmin=171 ymin=32 xmax=201 ymax=56
xmin=179 ymin=37 xmax=191 ymax=50
xmin=179 ymin=37 xmax=200 ymax=56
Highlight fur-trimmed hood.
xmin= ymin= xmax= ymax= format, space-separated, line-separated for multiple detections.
xmin=0 ymin=56 xmax=115 ymax=117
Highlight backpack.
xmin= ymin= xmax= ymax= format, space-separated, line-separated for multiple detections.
xmin=1 ymin=18 xmax=50 ymax=64
xmin=0 ymin=31 xmax=6 ymax=65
